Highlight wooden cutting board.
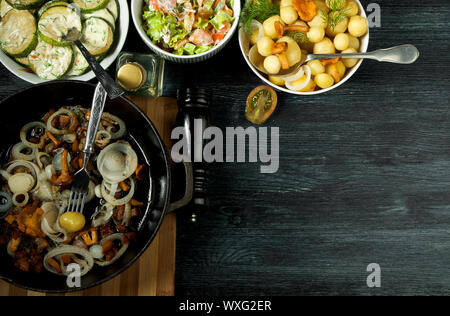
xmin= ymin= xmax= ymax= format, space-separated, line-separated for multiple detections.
xmin=0 ymin=97 xmax=179 ymax=296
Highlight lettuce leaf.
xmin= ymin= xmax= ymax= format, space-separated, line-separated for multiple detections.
xmin=183 ymin=43 xmax=197 ymax=55
xmin=143 ymin=10 xmax=165 ymax=42
xmin=210 ymin=10 xmax=234 ymax=30
xmin=195 ymin=45 xmax=213 ymax=54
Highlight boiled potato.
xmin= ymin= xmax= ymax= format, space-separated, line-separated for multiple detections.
xmin=307 ymin=59 xmax=325 ymax=75
xmin=314 ymin=0 xmax=329 ymax=13
xmin=277 ymin=36 xmax=302 ymax=67
xmin=347 ymin=34 xmax=360 ymax=50
xmin=315 ymin=73 xmax=334 ymax=89
xmin=263 ymin=15 xmax=284 ymax=39
xmin=264 ymin=55 xmax=282 ymax=74
xmin=308 ymin=12 xmax=328 ymax=28
xmin=348 ymin=16 xmax=368 ymax=37
xmin=307 ymin=26 xmax=325 ymax=43
xmin=344 ymin=0 xmax=359 ymax=16
xmin=257 ymin=36 xmax=275 ymax=57
xmin=333 ymin=33 xmax=349 ymax=50
xmin=280 ymin=6 xmax=298 ymax=24
xmin=335 ymin=61 xmax=346 ymax=77
xmin=280 ymin=0 xmax=293 ymax=7
xmin=313 ymin=37 xmax=335 ymax=54
xmin=326 ymin=13 xmax=348 ymax=37
xmin=342 ymin=47 xmax=359 ymax=67
xmin=269 ymin=75 xmax=285 ymax=86
xmin=326 ymin=0 xmax=346 ymax=10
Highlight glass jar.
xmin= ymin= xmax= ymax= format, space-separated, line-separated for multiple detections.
xmin=115 ymin=52 xmax=165 ymax=97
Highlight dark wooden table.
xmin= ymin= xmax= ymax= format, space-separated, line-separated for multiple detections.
xmin=1 ymin=0 xmax=449 ymax=296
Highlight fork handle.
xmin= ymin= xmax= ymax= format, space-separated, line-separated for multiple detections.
xmin=84 ymin=83 xmax=107 ymax=157
xmin=74 ymin=40 xmax=124 ymax=99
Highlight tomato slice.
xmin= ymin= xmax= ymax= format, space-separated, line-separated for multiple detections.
xmin=246 ymin=86 xmax=278 ymax=125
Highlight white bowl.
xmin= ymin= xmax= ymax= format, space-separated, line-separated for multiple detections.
xmin=238 ymin=0 xmax=369 ymax=95
xmin=0 ymin=0 xmax=130 ymax=84
xmin=131 ymin=0 xmax=241 ymax=63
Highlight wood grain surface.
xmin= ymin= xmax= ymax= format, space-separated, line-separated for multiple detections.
xmin=0 ymin=97 xmax=179 ymax=296
xmin=0 ymin=0 xmax=448 ymax=296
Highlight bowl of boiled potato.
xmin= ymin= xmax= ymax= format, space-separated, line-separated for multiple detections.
xmin=239 ymin=0 xmax=369 ymax=95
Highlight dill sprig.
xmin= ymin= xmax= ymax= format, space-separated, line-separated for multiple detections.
xmin=326 ymin=0 xmax=346 ymax=11
xmin=320 ymin=9 xmax=329 ymax=24
xmin=328 ymin=8 xmax=349 ymax=30
xmin=324 ymin=0 xmax=349 ymax=31
xmin=287 ymin=31 xmax=310 ymax=45
xmin=240 ymin=0 xmax=280 ymax=35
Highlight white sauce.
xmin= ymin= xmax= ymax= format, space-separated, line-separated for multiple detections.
xmin=38 ymin=8 xmax=82 ymax=42
xmin=29 ymin=40 xmax=72 ymax=80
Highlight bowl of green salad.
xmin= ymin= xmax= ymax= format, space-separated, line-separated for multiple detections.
xmin=131 ymin=0 xmax=240 ymax=63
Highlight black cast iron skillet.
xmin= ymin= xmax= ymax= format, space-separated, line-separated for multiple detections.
xmin=0 ymin=81 xmax=190 ymax=293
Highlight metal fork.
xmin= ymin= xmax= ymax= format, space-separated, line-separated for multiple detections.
xmin=67 ymin=83 xmax=107 ymax=213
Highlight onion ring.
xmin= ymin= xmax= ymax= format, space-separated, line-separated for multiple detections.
xmin=20 ymin=122 xmax=46 ymax=149
xmin=12 ymin=192 xmax=29 ymax=207
xmin=36 ymin=152 xmax=51 ymax=170
xmin=250 ymin=20 xmax=264 ymax=42
xmin=46 ymin=108 xmax=78 ymax=135
xmin=101 ymin=179 xmax=135 ymax=206
xmin=44 ymin=245 xmax=94 ymax=276
xmin=280 ymin=66 xmax=305 ymax=83
xmin=92 ymin=203 xmax=114 ymax=227
xmin=95 ymin=233 xmax=129 ymax=266
xmin=95 ymin=130 xmax=112 ymax=149
xmin=5 ymin=160 xmax=40 ymax=192
xmin=102 ymin=113 xmax=126 ymax=140
xmin=12 ymin=143 xmax=37 ymax=161
xmin=285 ymin=65 xmax=312 ymax=91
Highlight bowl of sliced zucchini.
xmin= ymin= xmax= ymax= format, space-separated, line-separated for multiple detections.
xmin=0 ymin=0 xmax=129 ymax=83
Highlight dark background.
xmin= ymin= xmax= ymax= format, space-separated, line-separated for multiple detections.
xmin=1 ymin=0 xmax=449 ymax=295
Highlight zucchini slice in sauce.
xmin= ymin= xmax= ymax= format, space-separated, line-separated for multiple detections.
xmin=80 ymin=17 xmax=113 ymax=56
xmin=28 ymin=39 xmax=74 ymax=80
xmin=15 ymin=56 xmax=31 ymax=67
xmin=0 ymin=0 xmax=13 ymax=18
xmin=38 ymin=5 xmax=82 ymax=47
xmin=66 ymin=45 xmax=89 ymax=76
xmin=72 ymin=0 xmax=109 ymax=13
xmin=5 ymin=0 xmax=44 ymax=10
xmin=0 ymin=9 xmax=38 ymax=58
xmin=83 ymin=8 xmax=115 ymax=31
xmin=106 ymin=0 xmax=118 ymax=21
xmin=37 ymin=0 xmax=70 ymax=16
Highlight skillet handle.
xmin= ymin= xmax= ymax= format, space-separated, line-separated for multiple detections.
xmin=168 ymin=152 xmax=193 ymax=212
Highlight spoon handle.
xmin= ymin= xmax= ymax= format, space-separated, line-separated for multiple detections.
xmin=74 ymin=40 xmax=124 ymax=99
xmin=311 ymin=44 xmax=420 ymax=64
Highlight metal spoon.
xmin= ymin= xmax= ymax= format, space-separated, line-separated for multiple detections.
xmin=253 ymin=44 xmax=420 ymax=77
xmin=63 ymin=27 xmax=124 ymax=99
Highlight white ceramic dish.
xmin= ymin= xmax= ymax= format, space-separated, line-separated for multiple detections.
xmin=0 ymin=0 xmax=129 ymax=84
xmin=131 ymin=0 xmax=241 ymax=63
xmin=238 ymin=0 xmax=369 ymax=95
